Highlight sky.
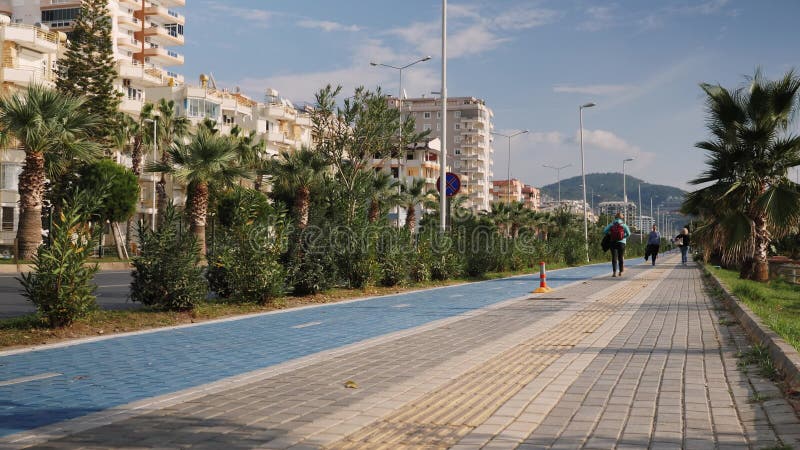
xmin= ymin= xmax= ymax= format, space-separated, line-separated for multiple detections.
xmin=181 ymin=0 xmax=800 ymax=192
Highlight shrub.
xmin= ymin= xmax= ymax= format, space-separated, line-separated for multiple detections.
xmin=377 ymin=229 xmax=410 ymax=287
xmin=130 ymin=204 xmax=206 ymax=310
xmin=409 ymin=248 xmax=431 ymax=283
xmin=288 ymin=227 xmax=336 ymax=296
xmin=207 ymin=222 xmax=286 ymax=304
xmin=19 ymin=191 xmax=101 ymax=327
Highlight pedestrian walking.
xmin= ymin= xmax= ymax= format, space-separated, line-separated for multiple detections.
xmin=603 ymin=212 xmax=631 ymax=277
xmin=675 ymin=227 xmax=691 ymax=265
xmin=644 ymin=225 xmax=661 ymax=266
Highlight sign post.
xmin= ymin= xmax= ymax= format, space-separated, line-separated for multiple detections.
xmin=436 ymin=172 xmax=460 ymax=230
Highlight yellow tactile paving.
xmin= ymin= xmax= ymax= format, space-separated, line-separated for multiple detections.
xmin=328 ymin=271 xmax=666 ymax=449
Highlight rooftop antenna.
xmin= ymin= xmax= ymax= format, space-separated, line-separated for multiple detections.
xmin=208 ymin=72 xmax=218 ymax=90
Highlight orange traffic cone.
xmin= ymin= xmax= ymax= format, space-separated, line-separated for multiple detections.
xmin=533 ymin=261 xmax=553 ymax=293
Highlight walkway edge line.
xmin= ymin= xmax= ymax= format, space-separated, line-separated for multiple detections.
xmin=702 ymin=264 xmax=800 ymax=390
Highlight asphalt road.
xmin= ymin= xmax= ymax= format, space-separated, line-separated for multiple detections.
xmin=0 ymin=271 xmax=138 ymax=319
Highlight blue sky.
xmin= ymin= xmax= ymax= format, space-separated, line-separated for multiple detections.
xmin=182 ymin=0 xmax=800 ymax=191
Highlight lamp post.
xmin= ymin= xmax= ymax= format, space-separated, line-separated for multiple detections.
xmin=491 ymin=130 xmax=528 ymax=203
xmin=579 ymin=102 xmax=596 ymax=263
xmin=542 ymin=163 xmax=571 ymax=203
xmin=143 ymin=117 xmax=158 ymax=231
xmin=370 ymin=56 xmax=431 ymax=227
xmin=440 ymin=0 xmax=447 ymax=232
xmin=622 ymin=157 xmax=634 ymax=221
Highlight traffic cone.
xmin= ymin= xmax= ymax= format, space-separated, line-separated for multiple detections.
xmin=533 ymin=261 xmax=553 ymax=293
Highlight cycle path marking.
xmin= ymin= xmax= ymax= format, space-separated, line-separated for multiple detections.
xmin=0 ymin=259 xmax=638 ymax=437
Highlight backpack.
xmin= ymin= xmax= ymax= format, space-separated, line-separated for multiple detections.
xmin=609 ymin=222 xmax=625 ymax=241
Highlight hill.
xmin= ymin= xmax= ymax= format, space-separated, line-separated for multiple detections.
xmin=539 ymin=173 xmax=687 ymax=210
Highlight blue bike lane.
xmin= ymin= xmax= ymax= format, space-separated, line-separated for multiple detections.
xmin=0 ymin=261 xmax=631 ymax=436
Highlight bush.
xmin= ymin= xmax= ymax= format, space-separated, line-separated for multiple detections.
xmin=288 ymin=227 xmax=336 ymax=296
xmin=409 ymin=248 xmax=431 ymax=283
xmin=207 ymin=222 xmax=286 ymax=304
xmin=130 ymin=204 xmax=206 ymax=310
xmin=377 ymin=229 xmax=410 ymax=287
xmin=19 ymin=191 xmax=101 ymax=327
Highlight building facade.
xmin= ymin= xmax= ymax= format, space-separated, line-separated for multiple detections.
xmin=395 ymin=96 xmax=494 ymax=212
xmin=490 ymin=179 xmax=523 ymax=204
xmin=521 ymin=185 xmax=541 ymax=210
xmin=9 ymin=0 xmax=186 ymax=117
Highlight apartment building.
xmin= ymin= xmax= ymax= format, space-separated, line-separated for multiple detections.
xmin=0 ymin=14 xmax=64 ymax=253
xmin=490 ymin=179 xmax=523 ymax=204
xmin=10 ymin=0 xmax=185 ymax=116
xmin=394 ymin=96 xmax=494 ymax=212
xmin=522 ymin=185 xmax=541 ymax=210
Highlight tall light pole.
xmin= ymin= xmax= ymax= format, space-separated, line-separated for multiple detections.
xmin=491 ymin=130 xmax=528 ymax=203
xmin=622 ymin=157 xmax=634 ymax=221
xmin=638 ymin=183 xmax=642 ymax=239
xmin=440 ymin=0 xmax=447 ymax=232
xmin=370 ymin=55 xmax=432 ymax=227
xmin=579 ymin=102 xmax=596 ymax=263
xmin=542 ymin=163 xmax=571 ymax=203
xmin=143 ymin=117 xmax=158 ymax=231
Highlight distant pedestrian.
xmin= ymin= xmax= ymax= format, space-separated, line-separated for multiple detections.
xmin=675 ymin=227 xmax=691 ymax=265
xmin=644 ymin=225 xmax=661 ymax=266
xmin=603 ymin=212 xmax=631 ymax=277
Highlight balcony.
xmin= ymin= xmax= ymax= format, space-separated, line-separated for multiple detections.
xmin=0 ymin=65 xmax=56 ymax=87
xmin=140 ymin=4 xmax=185 ymax=25
xmin=261 ymin=103 xmax=296 ymax=121
xmin=0 ymin=23 xmax=60 ymax=53
xmin=117 ymin=14 xmax=141 ymax=31
xmin=135 ymin=26 xmax=184 ymax=46
xmin=117 ymin=36 xmax=142 ymax=51
xmin=118 ymin=60 xmax=179 ymax=87
xmin=159 ymin=0 xmax=186 ymax=6
xmin=137 ymin=47 xmax=184 ymax=66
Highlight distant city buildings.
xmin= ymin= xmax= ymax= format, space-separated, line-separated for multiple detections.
xmin=490 ymin=180 xmax=541 ymax=210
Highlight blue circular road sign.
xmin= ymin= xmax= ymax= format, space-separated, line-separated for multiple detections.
xmin=437 ymin=172 xmax=461 ymax=197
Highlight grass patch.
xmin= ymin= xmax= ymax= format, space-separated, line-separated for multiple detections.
xmin=747 ymin=391 xmax=774 ymax=403
xmin=758 ymin=445 xmax=794 ymax=450
xmin=709 ymin=266 xmax=800 ymax=353
xmin=738 ymin=344 xmax=780 ymax=381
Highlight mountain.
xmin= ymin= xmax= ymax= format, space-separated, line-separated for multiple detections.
xmin=539 ymin=173 xmax=687 ymax=210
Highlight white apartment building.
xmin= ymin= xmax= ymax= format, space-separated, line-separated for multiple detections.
xmin=397 ymin=96 xmax=494 ymax=212
xmin=10 ymin=0 xmax=185 ymax=116
xmin=0 ymin=15 xmax=64 ymax=252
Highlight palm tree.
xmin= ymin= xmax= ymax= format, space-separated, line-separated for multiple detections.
xmin=485 ymin=202 xmax=512 ymax=237
xmin=684 ymin=70 xmax=800 ymax=281
xmin=154 ymin=98 xmax=190 ymax=224
xmin=399 ymin=178 xmax=434 ymax=234
xmin=0 ymin=85 xmax=99 ymax=259
xmin=367 ymin=171 xmax=400 ymax=223
xmin=148 ymin=129 xmax=247 ymax=256
xmin=230 ymin=125 xmax=267 ymax=190
xmin=267 ymin=148 xmax=327 ymax=230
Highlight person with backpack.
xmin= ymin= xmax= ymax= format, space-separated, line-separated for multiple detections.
xmin=675 ymin=227 xmax=691 ymax=265
xmin=603 ymin=212 xmax=631 ymax=277
xmin=644 ymin=224 xmax=661 ymax=266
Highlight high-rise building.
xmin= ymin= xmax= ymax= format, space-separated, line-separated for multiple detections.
xmin=394 ymin=96 xmax=494 ymax=212
xmin=0 ymin=15 xmax=64 ymax=252
xmin=10 ymin=0 xmax=185 ymax=116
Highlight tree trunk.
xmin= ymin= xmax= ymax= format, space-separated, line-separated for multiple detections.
xmin=368 ymin=200 xmax=380 ymax=223
xmin=752 ymin=213 xmax=770 ymax=282
xmin=16 ymin=151 xmax=46 ymax=260
xmin=131 ymin=136 xmax=142 ymax=176
xmin=296 ymin=187 xmax=310 ymax=230
xmin=406 ymin=203 xmax=416 ymax=234
xmin=156 ymin=174 xmax=168 ymax=228
xmin=189 ymin=182 xmax=209 ymax=256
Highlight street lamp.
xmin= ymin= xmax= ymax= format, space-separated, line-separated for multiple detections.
xmin=579 ymin=102 xmax=596 ymax=263
xmin=491 ymin=130 xmax=528 ymax=203
xmin=622 ymin=157 xmax=634 ymax=222
xmin=143 ymin=117 xmax=158 ymax=231
xmin=370 ymin=55 xmax=432 ymax=227
xmin=542 ymin=163 xmax=571 ymax=203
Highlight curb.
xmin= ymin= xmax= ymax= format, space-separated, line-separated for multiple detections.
xmin=0 ymin=261 xmax=132 ymax=274
xmin=702 ymin=265 xmax=800 ymax=389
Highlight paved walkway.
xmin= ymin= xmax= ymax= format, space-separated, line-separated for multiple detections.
xmin=1 ymin=255 xmax=799 ymax=449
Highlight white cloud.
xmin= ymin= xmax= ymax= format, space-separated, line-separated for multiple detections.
xmin=206 ymin=3 xmax=273 ymax=27
xmin=492 ymin=7 xmax=559 ymax=30
xmin=297 ymin=19 xmax=360 ymax=32
xmin=581 ymin=129 xmax=639 ymax=155
xmin=553 ymin=84 xmax=633 ymax=96
xmin=578 ymin=6 xmax=617 ymax=31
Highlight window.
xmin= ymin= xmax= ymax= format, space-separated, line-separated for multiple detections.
xmin=185 ymin=98 xmax=220 ymax=119
xmin=406 ymin=152 xmax=414 ymax=160
xmin=0 ymin=164 xmax=21 ymax=191
xmin=126 ymin=87 xmax=143 ymax=101
xmin=454 ymin=111 xmax=461 ymax=118
xmin=454 ymin=148 xmax=461 ymax=155
xmin=437 ymin=123 xmax=440 ymax=130
xmin=455 ymin=123 xmax=461 ymax=130
xmin=454 ymin=160 xmax=461 ymax=168
xmin=423 ymin=124 xmax=432 ymax=131
xmin=1 ymin=207 xmax=13 ymax=232
xmin=391 ymin=167 xmax=399 ymax=178
xmin=223 ymin=115 xmax=234 ymax=125
xmin=423 ymin=112 xmax=431 ymax=119
xmin=437 ymin=111 xmax=442 ymax=118
xmin=164 ymin=23 xmax=184 ymax=37
xmin=454 ymin=136 xmax=461 ymax=143
xmin=41 ymin=8 xmax=80 ymax=27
